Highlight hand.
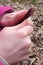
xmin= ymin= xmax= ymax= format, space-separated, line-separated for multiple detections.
xmin=0 ymin=10 xmax=33 ymax=65
xmin=0 ymin=10 xmax=33 ymax=27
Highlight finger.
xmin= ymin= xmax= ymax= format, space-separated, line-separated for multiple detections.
xmin=16 ymin=55 xmax=29 ymax=63
xmin=1 ymin=10 xmax=27 ymax=26
xmin=12 ymin=17 xmax=33 ymax=30
xmin=12 ymin=55 xmax=29 ymax=64
xmin=19 ymin=36 xmax=32 ymax=51
xmin=10 ymin=20 xmax=29 ymax=30
xmin=27 ymin=17 xmax=33 ymax=26
xmin=13 ymin=17 xmax=33 ymax=30
xmin=22 ymin=36 xmax=33 ymax=53
xmin=19 ymin=41 xmax=32 ymax=57
xmin=17 ymin=26 xmax=33 ymax=37
xmin=23 ymin=36 xmax=32 ymax=47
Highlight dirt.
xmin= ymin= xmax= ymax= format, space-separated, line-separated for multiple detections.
xmin=0 ymin=0 xmax=43 ymax=65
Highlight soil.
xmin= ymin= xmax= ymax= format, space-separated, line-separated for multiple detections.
xmin=0 ymin=0 xmax=43 ymax=65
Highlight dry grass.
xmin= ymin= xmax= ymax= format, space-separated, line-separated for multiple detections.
xmin=0 ymin=0 xmax=43 ymax=65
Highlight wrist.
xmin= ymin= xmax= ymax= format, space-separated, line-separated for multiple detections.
xmin=0 ymin=56 xmax=9 ymax=65
xmin=4 ymin=57 xmax=11 ymax=65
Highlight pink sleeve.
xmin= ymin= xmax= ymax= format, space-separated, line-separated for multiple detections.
xmin=0 ymin=57 xmax=9 ymax=65
xmin=0 ymin=5 xmax=14 ymax=16
xmin=0 ymin=61 xmax=3 ymax=65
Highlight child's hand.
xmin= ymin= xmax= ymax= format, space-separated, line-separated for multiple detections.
xmin=0 ymin=10 xmax=33 ymax=27
xmin=0 ymin=10 xmax=33 ymax=64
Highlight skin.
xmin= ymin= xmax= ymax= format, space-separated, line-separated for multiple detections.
xmin=0 ymin=10 xmax=33 ymax=65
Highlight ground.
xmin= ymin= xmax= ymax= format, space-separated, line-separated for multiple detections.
xmin=0 ymin=0 xmax=43 ymax=65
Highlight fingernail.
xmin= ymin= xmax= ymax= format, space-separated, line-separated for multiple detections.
xmin=27 ymin=17 xmax=33 ymax=26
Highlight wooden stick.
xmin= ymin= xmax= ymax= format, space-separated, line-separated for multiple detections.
xmin=18 ymin=7 xmax=35 ymax=24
